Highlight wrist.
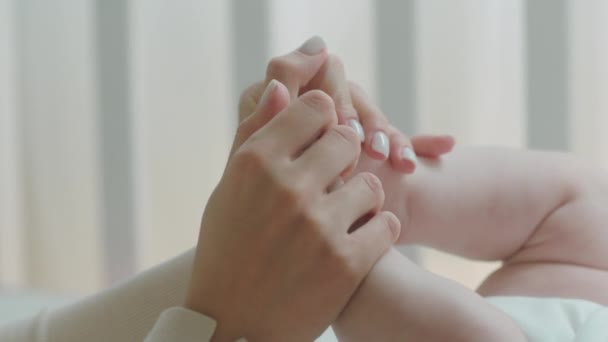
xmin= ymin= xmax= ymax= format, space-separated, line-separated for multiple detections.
xmin=185 ymin=287 xmax=252 ymax=342
xmin=183 ymin=300 xmax=245 ymax=342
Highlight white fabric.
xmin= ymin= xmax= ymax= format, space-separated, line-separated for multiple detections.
xmin=147 ymin=307 xmax=339 ymax=342
xmin=487 ymin=296 xmax=608 ymax=342
xmin=144 ymin=307 xmax=218 ymax=342
xmin=0 ymin=248 xmax=336 ymax=341
xmin=0 ymin=249 xmax=198 ymax=341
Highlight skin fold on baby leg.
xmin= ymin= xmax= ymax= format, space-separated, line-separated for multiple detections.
xmin=332 ymin=248 xmax=526 ymax=342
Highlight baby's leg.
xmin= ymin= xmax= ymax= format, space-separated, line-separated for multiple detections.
xmin=362 ymin=146 xmax=608 ymax=303
xmin=332 ymin=248 xmax=525 ymax=342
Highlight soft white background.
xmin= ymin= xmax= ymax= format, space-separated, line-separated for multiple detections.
xmin=1 ymin=0 xmax=607 ymax=301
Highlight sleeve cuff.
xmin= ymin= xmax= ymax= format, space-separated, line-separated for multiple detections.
xmin=145 ymin=307 xmax=218 ymax=341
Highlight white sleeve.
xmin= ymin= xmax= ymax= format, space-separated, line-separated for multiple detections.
xmin=144 ymin=307 xmax=217 ymax=341
xmin=0 ymin=248 xmax=220 ymax=342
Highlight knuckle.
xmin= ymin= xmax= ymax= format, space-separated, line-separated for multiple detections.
xmin=266 ymin=57 xmax=293 ymax=79
xmin=328 ymin=125 xmax=361 ymax=152
xmin=235 ymin=120 xmax=252 ymax=139
xmin=325 ymin=125 xmax=361 ymax=159
xmin=231 ymin=143 xmax=270 ymax=174
xmin=299 ymin=90 xmax=337 ymax=124
xmin=333 ymin=93 xmax=356 ymax=119
xmin=276 ymin=179 xmax=310 ymax=211
xmin=336 ymin=101 xmax=357 ymax=119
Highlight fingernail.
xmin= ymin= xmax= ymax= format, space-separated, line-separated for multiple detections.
xmin=401 ymin=146 xmax=418 ymax=166
xmin=298 ymin=35 xmax=326 ymax=55
xmin=347 ymin=119 xmax=365 ymax=142
xmin=259 ymin=79 xmax=278 ymax=106
xmin=371 ymin=132 xmax=389 ymax=159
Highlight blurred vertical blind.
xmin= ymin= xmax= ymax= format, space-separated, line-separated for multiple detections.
xmin=1 ymin=0 xmax=607 ymax=293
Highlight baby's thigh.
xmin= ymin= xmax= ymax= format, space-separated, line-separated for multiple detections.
xmin=478 ymin=262 xmax=608 ymax=306
xmin=478 ymin=197 xmax=608 ymax=305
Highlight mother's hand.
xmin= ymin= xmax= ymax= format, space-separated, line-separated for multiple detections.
xmin=238 ymin=36 xmax=455 ymax=174
xmin=186 ymin=82 xmax=400 ymax=341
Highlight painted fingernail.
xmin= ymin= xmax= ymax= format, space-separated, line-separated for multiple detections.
xmin=259 ymin=79 xmax=278 ymax=106
xmin=371 ymin=132 xmax=389 ymax=159
xmin=298 ymin=35 xmax=326 ymax=55
xmin=347 ymin=119 xmax=365 ymax=142
xmin=401 ymin=146 xmax=418 ymax=166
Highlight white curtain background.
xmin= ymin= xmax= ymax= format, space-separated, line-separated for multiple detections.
xmin=1 ymin=0 xmax=607 ymax=295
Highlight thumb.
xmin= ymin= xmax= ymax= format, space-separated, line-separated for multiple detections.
xmin=230 ymin=79 xmax=290 ymax=158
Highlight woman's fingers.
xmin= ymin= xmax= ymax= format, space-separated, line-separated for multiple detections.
xmin=388 ymin=125 xmax=418 ymax=174
xmin=410 ymin=134 xmax=455 ymax=158
xmin=238 ymin=36 xmax=328 ymax=123
xmin=232 ymin=80 xmax=290 ymax=158
xmin=250 ymin=80 xmax=291 ymax=130
xmin=197 ymin=80 xmax=402 ymax=340
xmin=238 ymin=81 xmax=266 ymax=123
xmin=264 ymin=36 xmax=329 ymax=101
xmin=349 ymin=81 xmax=455 ymax=169
xmin=267 ymin=49 xmax=362 ymax=142
xmin=349 ymin=82 xmax=413 ymax=168
xmin=324 ymin=172 xmax=385 ymax=229
xmin=239 ymin=39 xmax=364 ymax=149
xmin=253 ymin=90 xmax=338 ymax=158
xmin=349 ymin=81 xmax=391 ymax=161
xmin=305 ymin=55 xmax=360 ymax=131
xmin=237 ymin=40 xmax=455 ymax=175
xmin=295 ymin=124 xmax=361 ymax=189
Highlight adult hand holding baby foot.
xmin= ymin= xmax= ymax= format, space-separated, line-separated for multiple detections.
xmin=184 ymin=36 xmax=456 ymax=341
xmin=186 ymin=80 xmax=401 ymax=341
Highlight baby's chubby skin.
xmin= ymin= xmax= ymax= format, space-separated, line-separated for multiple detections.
xmin=361 ymin=146 xmax=608 ymax=303
xmin=334 ymin=145 xmax=608 ymax=341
